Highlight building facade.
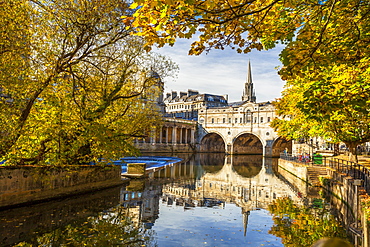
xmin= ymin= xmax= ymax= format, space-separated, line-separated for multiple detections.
xmin=198 ymin=61 xmax=275 ymax=127
xmin=163 ymin=89 xmax=228 ymax=121
xmin=142 ymin=61 xmax=291 ymax=157
xmin=195 ymin=61 xmax=287 ymax=156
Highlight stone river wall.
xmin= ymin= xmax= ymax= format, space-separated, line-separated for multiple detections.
xmin=278 ymin=159 xmax=369 ymax=247
xmin=0 ymin=165 xmax=123 ymax=208
xmin=277 ymin=159 xmax=309 ymax=196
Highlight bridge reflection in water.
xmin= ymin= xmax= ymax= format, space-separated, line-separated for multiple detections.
xmin=121 ymin=153 xmax=305 ymax=246
xmin=146 ymin=153 xmax=303 ymax=215
xmin=1 ymin=153 xmax=344 ymax=246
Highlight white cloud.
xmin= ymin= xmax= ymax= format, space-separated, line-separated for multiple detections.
xmin=156 ymin=39 xmax=285 ymax=103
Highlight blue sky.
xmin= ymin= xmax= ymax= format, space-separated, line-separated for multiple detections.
xmin=156 ymin=38 xmax=286 ymax=103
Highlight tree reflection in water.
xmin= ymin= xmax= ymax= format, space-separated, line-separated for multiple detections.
xmin=14 ymin=205 xmax=155 ymax=247
xmin=5 ymin=154 xmax=351 ymax=246
xmin=268 ymin=197 xmax=348 ymax=247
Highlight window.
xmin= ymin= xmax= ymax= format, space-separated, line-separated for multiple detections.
xmin=254 ymin=117 xmax=257 ymax=123
xmin=223 ymin=118 xmax=226 ymax=123
xmin=267 ymin=117 xmax=271 ymax=122
xmin=235 ymin=118 xmax=238 ymax=123
xmin=211 ymin=118 xmax=214 ymax=123
xmin=240 ymin=118 xmax=242 ymax=123
xmin=246 ymin=110 xmax=251 ymax=123
xmin=260 ymin=117 xmax=263 ymax=123
xmin=228 ymin=118 xmax=231 ymax=123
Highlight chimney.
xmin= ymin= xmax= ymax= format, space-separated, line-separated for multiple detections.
xmin=171 ymin=91 xmax=177 ymax=99
xmin=188 ymin=89 xmax=199 ymax=96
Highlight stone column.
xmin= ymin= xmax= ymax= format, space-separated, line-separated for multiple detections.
xmin=150 ymin=129 xmax=154 ymax=144
xmin=172 ymin=127 xmax=177 ymax=144
xmin=190 ymin=129 xmax=195 ymax=144
xmin=159 ymin=127 xmax=163 ymax=144
xmin=184 ymin=128 xmax=188 ymax=144
xmin=179 ymin=127 xmax=183 ymax=144
xmin=171 ymin=166 xmax=175 ymax=178
xmin=165 ymin=127 xmax=169 ymax=144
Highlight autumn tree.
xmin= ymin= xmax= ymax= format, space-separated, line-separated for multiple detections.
xmin=15 ymin=205 xmax=154 ymax=246
xmin=272 ymin=61 xmax=370 ymax=162
xmin=1 ymin=0 xmax=178 ymax=165
xmin=127 ymin=0 xmax=370 ymax=160
xmin=268 ymin=197 xmax=348 ymax=247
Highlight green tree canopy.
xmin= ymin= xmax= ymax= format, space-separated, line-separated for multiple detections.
xmin=1 ymin=0 xmax=178 ymax=165
xmin=127 ymin=0 xmax=370 ymax=158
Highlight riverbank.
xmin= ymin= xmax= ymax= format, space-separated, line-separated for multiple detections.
xmin=0 ymin=154 xmax=187 ymax=209
xmin=278 ymin=158 xmax=369 ymax=246
xmin=0 ymin=165 xmax=124 ymax=209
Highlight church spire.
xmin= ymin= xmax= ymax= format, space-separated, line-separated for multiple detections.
xmin=242 ymin=61 xmax=256 ymax=102
xmin=247 ymin=60 xmax=252 ymax=85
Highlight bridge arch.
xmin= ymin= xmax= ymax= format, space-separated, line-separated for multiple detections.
xmin=199 ymin=132 xmax=226 ymax=153
xmin=232 ymin=133 xmax=263 ymax=155
xmin=232 ymin=155 xmax=263 ymax=178
xmin=199 ymin=153 xmax=225 ymax=174
xmin=272 ymin=137 xmax=293 ymax=157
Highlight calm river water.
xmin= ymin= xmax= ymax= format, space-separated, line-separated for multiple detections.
xmin=0 ymin=153 xmax=348 ymax=247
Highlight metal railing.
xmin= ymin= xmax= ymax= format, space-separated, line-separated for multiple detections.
xmin=280 ymin=153 xmax=312 ymax=164
xmin=280 ymin=153 xmax=370 ymax=195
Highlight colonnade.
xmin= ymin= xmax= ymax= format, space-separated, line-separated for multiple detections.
xmin=135 ymin=119 xmax=197 ymax=145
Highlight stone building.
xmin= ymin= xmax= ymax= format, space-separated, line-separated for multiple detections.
xmin=163 ymin=89 xmax=228 ymax=121
xmin=195 ymin=61 xmax=290 ymax=156
xmin=138 ymin=61 xmax=292 ymax=156
xmin=198 ymin=61 xmax=274 ymax=127
xmin=199 ymin=63 xmax=276 ymax=133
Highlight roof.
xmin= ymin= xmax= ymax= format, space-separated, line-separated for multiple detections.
xmin=164 ymin=93 xmax=227 ymax=103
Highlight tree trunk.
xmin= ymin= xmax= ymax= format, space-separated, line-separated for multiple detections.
xmin=333 ymin=143 xmax=340 ymax=156
xmin=346 ymin=142 xmax=358 ymax=163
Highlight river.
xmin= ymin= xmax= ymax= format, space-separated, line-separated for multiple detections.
xmin=0 ymin=153 xmax=348 ymax=246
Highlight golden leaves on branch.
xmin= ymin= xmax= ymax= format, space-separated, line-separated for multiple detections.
xmin=1 ymin=0 xmax=178 ymax=165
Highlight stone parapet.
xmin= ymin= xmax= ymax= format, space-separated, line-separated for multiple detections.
xmin=136 ymin=143 xmax=195 ymax=153
xmin=0 ymin=165 xmax=123 ymax=208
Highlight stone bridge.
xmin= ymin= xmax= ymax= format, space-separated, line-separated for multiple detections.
xmin=197 ymin=102 xmax=292 ymax=157
xmin=134 ymin=115 xmax=292 ymax=158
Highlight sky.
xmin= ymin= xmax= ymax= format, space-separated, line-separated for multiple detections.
xmin=156 ymin=38 xmax=286 ymax=103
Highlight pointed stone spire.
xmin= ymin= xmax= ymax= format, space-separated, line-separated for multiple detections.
xmin=247 ymin=60 xmax=252 ymax=85
xmin=243 ymin=210 xmax=250 ymax=236
xmin=242 ymin=61 xmax=256 ymax=102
